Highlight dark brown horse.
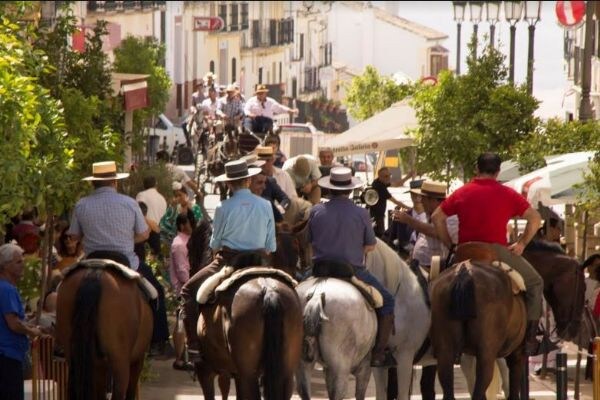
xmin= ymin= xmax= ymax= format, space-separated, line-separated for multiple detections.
xmin=55 ymin=262 xmax=153 ymax=400
xmin=431 ymin=240 xmax=584 ymax=400
xmin=206 ymin=129 xmax=240 ymax=201
xmin=195 ymin=266 xmax=303 ymax=399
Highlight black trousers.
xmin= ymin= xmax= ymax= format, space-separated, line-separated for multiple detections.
xmin=0 ymin=355 xmax=23 ymax=400
xmin=138 ymin=262 xmax=170 ymax=344
xmin=373 ymin=215 xmax=385 ymax=238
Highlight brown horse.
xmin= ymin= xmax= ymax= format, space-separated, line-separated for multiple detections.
xmin=431 ymin=240 xmax=584 ymax=400
xmin=206 ymin=129 xmax=240 ymax=201
xmin=195 ymin=263 xmax=303 ymax=399
xmin=55 ymin=261 xmax=153 ymax=400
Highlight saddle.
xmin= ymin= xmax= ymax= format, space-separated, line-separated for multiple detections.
xmin=310 ymin=260 xmax=384 ymax=309
xmin=61 ymin=258 xmax=158 ymax=300
xmin=196 ymin=266 xmax=298 ymax=304
xmin=455 ymin=242 xmax=525 ymax=294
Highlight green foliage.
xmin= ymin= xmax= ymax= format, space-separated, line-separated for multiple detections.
xmin=343 ymin=65 xmax=414 ymax=121
xmin=411 ymin=40 xmax=539 ymax=181
xmin=124 ymin=161 xmax=176 ymax=201
xmin=17 ymin=257 xmax=42 ymax=311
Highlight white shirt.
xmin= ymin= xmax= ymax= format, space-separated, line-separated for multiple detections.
xmin=201 ymin=98 xmax=221 ymax=118
xmin=244 ymin=96 xmax=291 ymax=119
xmin=135 ymin=188 xmax=167 ymax=224
xmin=412 ymin=215 xmax=459 ymax=267
xmin=273 ymin=167 xmax=298 ymax=199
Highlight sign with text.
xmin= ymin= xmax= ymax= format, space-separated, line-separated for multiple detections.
xmin=193 ymin=16 xmax=225 ymax=32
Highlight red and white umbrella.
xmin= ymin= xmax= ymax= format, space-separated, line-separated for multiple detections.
xmin=504 ymin=151 xmax=595 ymax=206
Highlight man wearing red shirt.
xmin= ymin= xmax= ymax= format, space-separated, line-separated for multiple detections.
xmin=431 ymin=152 xmax=543 ymax=354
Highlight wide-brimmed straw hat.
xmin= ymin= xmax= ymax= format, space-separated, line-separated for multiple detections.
xmin=226 ymin=84 xmax=237 ymax=92
xmin=256 ymin=146 xmax=274 ymax=160
xmin=240 ymin=154 xmax=266 ymax=168
xmin=318 ymin=167 xmax=364 ymax=190
xmin=83 ymin=161 xmax=129 ymax=181
xmin=214 ymin=160 xmax=261 ymax=182
xmin=255 ymin=84 xmax=269 ymax=94
xmin=410 ymin=180 xmax=447 ymax=199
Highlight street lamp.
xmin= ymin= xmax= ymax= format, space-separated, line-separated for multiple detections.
xmin=504 ymin=1 xmax=524 ymax=84
xmin=453 ymin=1 xmax=467 ymax=75
xmin=469 ymin=1 xmax=484 ymax=58
xmin=485 ymin=1 xmax=501 ymax=48
xmin=524 ymin=1 xmax=542 ymax=95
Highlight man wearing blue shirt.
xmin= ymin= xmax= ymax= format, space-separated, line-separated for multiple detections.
xmin=0 ymin=244 xmax=44 ymax=400
xmin=181 ymin=159 xmax=276 ymax=360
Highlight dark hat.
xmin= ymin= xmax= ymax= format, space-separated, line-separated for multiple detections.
xmin=404 ymin=179 xmax=425 ymax=193
xmin=214 ymin=160 xmax=261 ymax=182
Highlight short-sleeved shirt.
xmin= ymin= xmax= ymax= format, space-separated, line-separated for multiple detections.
xmin=0 ymin=280 xmax=28 ymax=362
xmin=68 ymin=187 xmax=149 ymax=270
xmin=309 ymin=197 xmax=376 ymax=267
xmin=210 ymin=189 xmax=276 ymax=252
xmin=412 ymin=215 xmax=459 ymax=267
xmin=369 ymin=178 xmax=392 ymax=218
xmin=282 ymin=155 xmax=322 ymax=189
xmin=440 ymin=178 xmax=530 ymax=246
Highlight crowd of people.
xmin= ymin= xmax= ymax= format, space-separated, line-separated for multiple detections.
xmin=3 ymin=119 xmax=597 ymax=398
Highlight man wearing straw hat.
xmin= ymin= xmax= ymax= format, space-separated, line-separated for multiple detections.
xmin=68 ymin=161 xmax=172 ymax=356
xmin=243 ymin=84 xmax=298 ymax=134
xmin=180 ymin=159 xmax=276 ymax=361
xmin=309 ymin=167 xmax=396 ymax=367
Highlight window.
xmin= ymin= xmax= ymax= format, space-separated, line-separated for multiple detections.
xmin=269 ymin=19 xmax=278 ymax=46
xmin=292 ymin=77 xmax=297 ymax=98
xmin=230 ymin=3 xmax=239 ymax=31
xmin=232 ymin=58 xmax=237 ymax=83
xmin=258 ymin=67 xmax=263 ymax=84
xmin=279 ymin=62 xmax=282 ymax=83
xmin=429 ymin=53 xmax=448 ymax=76
xmin=210 ymin=61 xmax=215 ymax=74
xmin=219 ymin=4 xmax=227 ymax=29
xmin=251 ymin=20 xmax=260 ymax=47
xmin=272 ymin=62 xmax=276 ymax=83
xmin=241 ymin=3 xmax=249 ymax=29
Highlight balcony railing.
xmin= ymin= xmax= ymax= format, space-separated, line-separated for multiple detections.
xmin=241 ymin=18 xmax=294 ymax=49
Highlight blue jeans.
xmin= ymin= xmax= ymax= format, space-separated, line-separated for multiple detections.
xmin=353 ymin=266 xmax=395 ymax=316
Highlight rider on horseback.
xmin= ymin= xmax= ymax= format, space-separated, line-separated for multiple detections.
xmin=243 ymin=84 xmax=298 ymax=135
xmin=218 ymin=84 xmax=244 ymax=132
xmin=180 ymin=159 xmax=276 ymax=362
xmin=431 ymin=152 xmax=544 ymax=355
xmin=308 ymin=167 xmax=397 ymax=367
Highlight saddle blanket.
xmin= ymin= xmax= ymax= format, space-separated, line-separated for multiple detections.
xmin=490 ymin=260 xmax=526 ymax=294
xmin=196 ymin=266 xmax=298 ymax=304
xmin=62 ymin=259 xmax=158 ymax=300
xmin=303 ymin=276 xmax=384 ymax=309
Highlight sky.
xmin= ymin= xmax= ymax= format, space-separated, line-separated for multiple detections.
xmin=383 ymin=1 xmax=568 ymax=120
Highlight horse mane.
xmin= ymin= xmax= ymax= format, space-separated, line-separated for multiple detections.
xmin=366 ymin=238 xmax=420 ymax=296
xmin=525 ymin=238 xmax=566 ymax=254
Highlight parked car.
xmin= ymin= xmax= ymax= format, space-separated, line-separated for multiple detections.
xmin=279 ymin=122 xmax=318 ymax=135
xmin=146 ymin=113 xmax=190 ymax=163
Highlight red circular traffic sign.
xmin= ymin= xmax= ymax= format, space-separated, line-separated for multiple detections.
xmin=555 ymin=1 xmax=586 ymax=28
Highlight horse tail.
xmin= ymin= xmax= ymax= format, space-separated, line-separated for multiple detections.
xmin=302 ymin=292 xmax=327 ymax=363
xmin=449 ymin=264 xmax=477 ymax=320
xmin=261 ymin=285 xmax=285 ymax=400
xmin=68 ymin=270 xmax=102 ymax=400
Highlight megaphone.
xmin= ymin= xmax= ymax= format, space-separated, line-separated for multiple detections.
xmin=363 ymin=187 xmax=379 ymax=206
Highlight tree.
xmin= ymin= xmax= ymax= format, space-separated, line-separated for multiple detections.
xmin=343 ymin=65 xmax=414 ymax=121
xmin=411 ymin=40 xmax=539 ymax=182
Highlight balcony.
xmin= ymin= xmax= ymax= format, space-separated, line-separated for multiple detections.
xmin=241 ymin=18 xmax=294 ymax=50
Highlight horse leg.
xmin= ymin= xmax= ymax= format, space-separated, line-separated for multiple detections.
xmin=125 ymin=359 xmax=144 ymax=400
xmin=325 ymin=369 xmax=350 ymax=400
xmin=295 ymin=360 xmax=314 ymax=400
xmin=505 ymin=350 xmax=525 ymax=400
xmin=354 ymin=357 xmax=372 ymax=400
xmin=235 ymin=375 xmax=260 ymax=400
xmin=218 ymin=373 xmax=231 ymax=400
xmin=436 ymin=350 xmax=456 ymax=400
xmin=472 ymin=353 xmax=496 ymax=400
xmin=372 ymin=362 xmax=388 ymax=400
xmin=283 ymin=373 xmax=295 ymax=400
xmin=109 ymin=358 xmax=130 ymax=400
xmin=394 ymin=351 xmax=416 ymax=400
xmin=195 ymin=363 xmax=216 ymax=400
xmin=420 ymin=365 xmax=437 ymax=400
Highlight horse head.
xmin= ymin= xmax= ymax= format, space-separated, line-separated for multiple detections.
xmin=524 ymin=239 xmax=585 ymax=341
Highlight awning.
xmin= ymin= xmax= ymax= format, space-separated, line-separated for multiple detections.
xmin=325 ymin=101 xmax=416 ymax=156
xmin=504 ymin=151 xmax=595 ymax=206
